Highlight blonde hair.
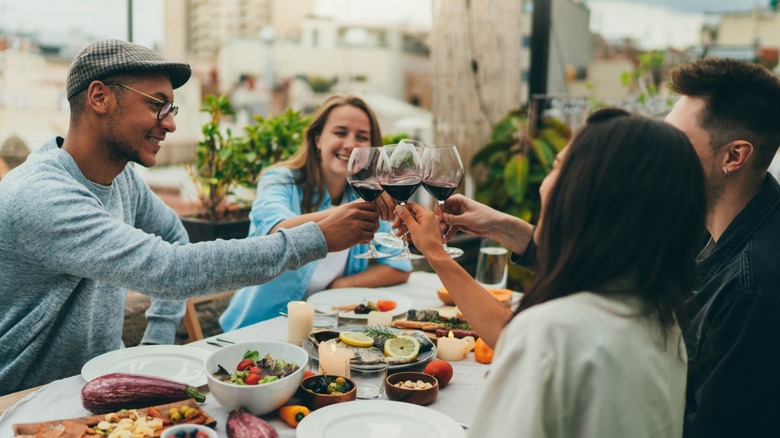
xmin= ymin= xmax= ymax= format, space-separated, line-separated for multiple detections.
xmin=272 ymin=94 xmax=382 ymax=213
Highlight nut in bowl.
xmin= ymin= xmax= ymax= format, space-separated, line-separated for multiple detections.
xmin=299 ymin=374 xmax=357 ymax=410
xmin=385 ymin=371 xmax=439 ymax=406
xmin=205 ymin=341 xmax=307 ymax=416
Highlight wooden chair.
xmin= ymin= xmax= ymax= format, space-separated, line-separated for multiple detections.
xmin=182 ymin=291 xmax=234 ymax=342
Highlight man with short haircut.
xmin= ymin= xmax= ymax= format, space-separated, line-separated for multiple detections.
xmin=665 ymin=57 xmax=780 ymax=437
xmin=0 ymin=40 xmax=380 ymax=395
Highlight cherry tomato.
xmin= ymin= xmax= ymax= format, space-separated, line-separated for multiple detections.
xmin=248 ymin=366 xmax=262 ymax=374
xmin=194 ymin=431 xmax=210 ymax=438
xmin=376 ymin=300 xmax=397 ymax=312
xmin=303 ymin=370 xmax=317 ymax=379
xmin=244 ymin=373 xmax=261 ymax=385
xmin=236 ymin=359 xmax=254 ymax=371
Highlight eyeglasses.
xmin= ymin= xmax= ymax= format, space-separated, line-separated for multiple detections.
xmin=103 ymin=82 xmax=178 ymax=120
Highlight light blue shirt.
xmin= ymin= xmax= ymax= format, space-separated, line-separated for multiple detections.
xmin=220 ymin=167 xmax=411 ymax=330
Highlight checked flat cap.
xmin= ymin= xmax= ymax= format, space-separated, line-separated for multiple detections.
xmin=66 ymin=39 xmax=191 ymax=99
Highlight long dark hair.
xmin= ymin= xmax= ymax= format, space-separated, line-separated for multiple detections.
xmin=271 ymin=94 xmax=382 ymax=213
xmin=516 ymin=112 xmax=706 ymax=338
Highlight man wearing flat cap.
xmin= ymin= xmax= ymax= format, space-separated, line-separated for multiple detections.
xmin=0 ymin=40 xmax=381 ymax=395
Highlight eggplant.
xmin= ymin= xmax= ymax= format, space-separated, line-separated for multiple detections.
xmin=81 ymin=372 xmax=206 ymax=414
xmin=227 ymin=408 xmax=279 ymax=438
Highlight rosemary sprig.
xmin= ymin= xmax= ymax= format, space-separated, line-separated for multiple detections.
xmin=363 ymin=326 xmax=397 ymax=341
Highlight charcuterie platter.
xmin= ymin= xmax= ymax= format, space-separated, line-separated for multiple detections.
xmin=12 ymin=398 xmax=215 ymax=438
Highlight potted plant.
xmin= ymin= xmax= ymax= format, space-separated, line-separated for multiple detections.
xmin=181 ymin=93 xmax=309 ymax=242
xmin=470 ymin=107 xmax=572 ymax=289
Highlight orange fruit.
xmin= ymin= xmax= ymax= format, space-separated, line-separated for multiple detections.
xmin=424 ymin=360 xmax=454 ymax=387
xmin=474 ymin=338 xmax=494 ymax=364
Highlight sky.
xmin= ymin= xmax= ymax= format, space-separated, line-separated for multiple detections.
xmin=0 ymin=0 xmax=767 ymax=50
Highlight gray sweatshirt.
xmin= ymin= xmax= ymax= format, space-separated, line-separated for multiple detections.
xmin=0 ymin=137 xmax=327 ymax=394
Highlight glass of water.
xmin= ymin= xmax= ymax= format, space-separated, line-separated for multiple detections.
xmin=475 ymin=237 xmax=508 ymax=289
xmin=312 ymin=304 xmax=339 ymax=329
xmin=350 ymin=362 xmax=388 ymax=399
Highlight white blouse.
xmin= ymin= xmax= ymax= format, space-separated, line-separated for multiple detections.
xmin=468 ymin=292 xmax=686 ymax=438
xmin=305 ymin=249 xmax=349 ymax=296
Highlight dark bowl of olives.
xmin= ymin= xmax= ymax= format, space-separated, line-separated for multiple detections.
xmin=299 ymin=374 xmax=357 ymax=410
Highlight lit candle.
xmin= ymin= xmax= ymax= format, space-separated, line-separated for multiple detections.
xmin=436 ymin=331 xmax=468 ymax=361
xmin=287 ymin=301 xmax=315 ymax=346
xmin=366 ymin=311 xmax=392 ymax=327
xmin=319 ymin=343 xmax=353 ymax=377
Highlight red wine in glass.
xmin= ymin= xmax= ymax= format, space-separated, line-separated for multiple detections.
xmin=380 ymin=176 xmax=422 ymax=203
xmin=346 ymin=147 xmax=392 ymax=259
xmin=379 ymin=143 xmax=425 ymax=261
xmin=421 ymin=144 xmax=465 ymax=258
xmin=422 ymin=181 xmax=459 ymax=201
xmin=350 ymin=182 xmax=384 ymax=202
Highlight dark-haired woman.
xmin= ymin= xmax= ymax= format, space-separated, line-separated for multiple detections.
xmin=396 ymin=111 xmax=705 ymax=437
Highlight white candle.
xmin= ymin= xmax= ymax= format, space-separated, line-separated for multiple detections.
xmin=462 ymin=336 xmax=476 ymax=355
xmin=319 ymin=343 xmax=353 ymax=377
xmin=366 ymin=311 xmax=392 ymax=327
xmin=287 ymin=301 xmax=314 ymax=346
xmin=437 ymin=331 xmax=467 ymax=361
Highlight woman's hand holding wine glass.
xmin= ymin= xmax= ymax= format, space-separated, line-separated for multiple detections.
xmin=422 ymin=144 xmax=465 ymax=258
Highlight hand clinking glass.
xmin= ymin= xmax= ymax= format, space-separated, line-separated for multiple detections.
xmin=345 ymin=147 xmax=391 ymax=259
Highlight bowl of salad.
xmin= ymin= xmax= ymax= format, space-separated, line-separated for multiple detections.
xmin=205 ymin=341 xmax=308 ymax=415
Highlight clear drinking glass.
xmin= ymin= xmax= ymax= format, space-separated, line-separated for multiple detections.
xmin=378 ymin=143 xmax=425 ymax=261
xmin=422 ymin=144 xmax=464 ymax=258
xmin=346 ymin=147 xmax=392 ymax=259
xmin=350 ymin=363 xmax=389 ymax=399
xmin=475 ymin=237 xmax=508 ymax=289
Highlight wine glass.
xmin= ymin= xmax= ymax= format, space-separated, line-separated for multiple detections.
xmin=372 ymin=139 xmax=425 ymax=249
xmin=378 ymin=143 xmax=425 ymax=261
xmin=346 ymin=147 xmax=391 ymax=259
xmin=422 ymin=144 xmax=465 ymax=258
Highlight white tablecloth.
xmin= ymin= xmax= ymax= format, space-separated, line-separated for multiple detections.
xmin=0 ymin=272 xmax=491 ymax=437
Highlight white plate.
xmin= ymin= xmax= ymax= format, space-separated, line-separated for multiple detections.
xmin=81 ymin=345 xmax=210 ymax=387
xmin=307 ymin=288 xmax=412 ymax=320
xmin=296 ymin=400 xmax=466 ymax=438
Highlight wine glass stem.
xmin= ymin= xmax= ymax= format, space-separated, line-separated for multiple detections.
xmin=399 ymin=201 xmax=412 ymax=256
xmin=438 ymin=201 xmax=451 ymax=249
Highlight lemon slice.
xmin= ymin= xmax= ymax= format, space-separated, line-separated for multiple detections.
xmin=339 ymin=331 xmax=375 ymax=347
xmin=384 ymin=335 xmax=420 ymax=360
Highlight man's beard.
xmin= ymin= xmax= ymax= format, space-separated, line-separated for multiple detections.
xmin=105 ymin=111 xmax=149 ymax=167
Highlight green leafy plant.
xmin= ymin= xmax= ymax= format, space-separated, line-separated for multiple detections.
xmin=382 ymin=133 xmax=411 ymax=145
xmin=187 ymin=94 xmax=309 ymax=221
xmin=471 ymin=108 xmax=571 ymax=223
xmin=470 ymin=108 xmax=572 ymax=290
xmin=243 ymin=108 xmax=311 ymax=182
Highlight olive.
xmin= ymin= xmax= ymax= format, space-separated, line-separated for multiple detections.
xmin=354 ymin=304 xmax=370 ymax=314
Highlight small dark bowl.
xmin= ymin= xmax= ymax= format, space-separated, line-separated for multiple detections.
xmin=385 ymin=372 xmax=439 ymax=406
xmin=299 ymin=375 xmax=357 ymax=411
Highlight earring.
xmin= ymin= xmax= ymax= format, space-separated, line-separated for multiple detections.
xmin=724 ymin=169 xmax=730 ymax=177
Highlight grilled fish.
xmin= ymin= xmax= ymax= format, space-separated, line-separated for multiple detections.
xmin=320 ymin=338 xmax=417 ymax=365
